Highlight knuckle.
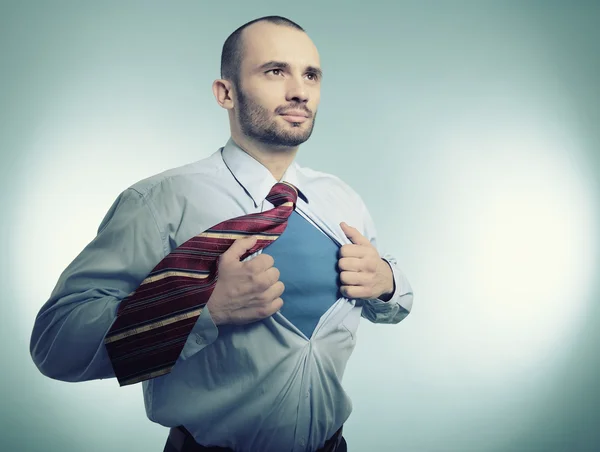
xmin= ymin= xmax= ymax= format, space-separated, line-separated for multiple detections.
xmin=249 ymin=271 xmax=262 ymax=284
xmin=259 ymin=275 xmax=272 ymax=291
xmin=258 ymin=291 xmax=271 ymax=303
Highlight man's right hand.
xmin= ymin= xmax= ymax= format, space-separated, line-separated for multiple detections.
xmin=206 ymin=235 xmax=284 ymax=326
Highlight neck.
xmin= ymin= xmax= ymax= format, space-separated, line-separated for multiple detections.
xmin=231 ymin=131 xmax=299 ymax=181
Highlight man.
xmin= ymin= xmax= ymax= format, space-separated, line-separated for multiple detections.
xmin=30 ymin=15 xmax=413 ymax=452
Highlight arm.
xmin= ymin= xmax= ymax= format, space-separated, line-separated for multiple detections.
xmin=360 ymin=199 xmax=414 ymax=324
xmin=29 ymin=188 xmax=217 ymax=382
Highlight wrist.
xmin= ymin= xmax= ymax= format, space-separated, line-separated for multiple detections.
xmin=205 ymin=300 xmax=225 ymax=326
xmin=377 ymin=259 xmax=395 ymax=301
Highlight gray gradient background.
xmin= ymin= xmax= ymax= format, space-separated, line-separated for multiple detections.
xmin=1 ymin=1 xmax=599 ymax=451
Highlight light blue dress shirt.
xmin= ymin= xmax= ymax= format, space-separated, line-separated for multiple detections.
xmin=30 ymin=138 xmax=414 ymax=452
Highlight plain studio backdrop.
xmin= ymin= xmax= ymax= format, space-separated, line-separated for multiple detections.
xmin=1 ymin=1 xmax=599 ymax=451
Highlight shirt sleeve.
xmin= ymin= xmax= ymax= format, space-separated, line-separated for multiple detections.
xmin=359 ymin=197 xmax=414 ymax=324
xmin=29 ymin=188 xmax=218 ymax=383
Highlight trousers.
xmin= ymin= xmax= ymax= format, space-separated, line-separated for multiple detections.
xmin=163 ymin=425 xmax=347 ymax=452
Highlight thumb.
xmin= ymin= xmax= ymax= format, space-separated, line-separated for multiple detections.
xmin=223 ymin=235 xmax=259 ymax=261
xmin=340 ymin=222 xmax=368 ymax=245
xmin=340 ymin=222 xmax=355 ymax=238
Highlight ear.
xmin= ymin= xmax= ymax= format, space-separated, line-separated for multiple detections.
xmin=212 ymin=79 xmax=235 ymax=110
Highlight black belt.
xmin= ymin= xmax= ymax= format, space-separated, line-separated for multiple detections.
xmin=167 ymin=424 xmax=344 ymax=452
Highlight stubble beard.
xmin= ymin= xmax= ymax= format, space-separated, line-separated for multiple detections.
xmin=236 ymin=85 xmax=316 ymax=149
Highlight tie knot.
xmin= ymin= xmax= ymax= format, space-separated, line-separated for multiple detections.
xmin=266 ymin=182 xmax=298 ymax=207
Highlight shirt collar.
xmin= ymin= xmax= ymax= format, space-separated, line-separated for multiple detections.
xmin=221 ymin=137 xmax=309 ymax=208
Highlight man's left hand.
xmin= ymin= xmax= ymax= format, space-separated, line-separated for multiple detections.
xmin=338 ymin=222 xmax=395 ymax=300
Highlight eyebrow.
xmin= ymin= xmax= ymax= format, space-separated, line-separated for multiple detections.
xmin=257 ymin=60 xmax=323 ymax=79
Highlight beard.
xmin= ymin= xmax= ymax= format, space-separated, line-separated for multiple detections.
xmin=235 ymin=85 xmax=317 ymax=148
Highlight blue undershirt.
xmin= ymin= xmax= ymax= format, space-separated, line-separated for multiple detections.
xmin=263 ymin=211 xmax=342 ymax=338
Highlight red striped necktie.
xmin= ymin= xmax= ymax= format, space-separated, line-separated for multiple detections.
xmin=104 ymin=181 xmax=298 ymax=386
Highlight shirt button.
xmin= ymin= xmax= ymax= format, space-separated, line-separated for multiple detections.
xmin=195 ymin=334 xmax=204 ymax=345
xmin=299 ymin=438 xmax=305 ymax=447
xmin=306 ymin=391 xmax=310 ymax=398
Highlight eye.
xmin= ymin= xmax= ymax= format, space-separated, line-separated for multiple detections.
xmin=267 ymin=69 xmax=284 ymax=76
xmin=306 ymin=72 xmax=319 ymax=81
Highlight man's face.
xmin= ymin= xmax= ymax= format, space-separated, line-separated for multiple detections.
xmin=233 ymin=22 xmax=322 ymax=148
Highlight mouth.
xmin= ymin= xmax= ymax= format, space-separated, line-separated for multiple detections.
xmin=280 ymin=111 xmax=310 ymax=123
xmin=281 ymin=115 xmax=308 ymax=123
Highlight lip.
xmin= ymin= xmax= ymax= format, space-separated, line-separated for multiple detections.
xmin=280 ymin=111 xmax=310 ymax=123
xmin=281 ymin=115 xmax=308 ymax=123
xmin=281 ymin=110 xmax=309 ymax=117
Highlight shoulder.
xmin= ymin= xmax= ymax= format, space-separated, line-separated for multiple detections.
xmin=126 ymin=149 xmax=225 ymax=199
xmin=296 ymin=164 xmax=364 ymax=206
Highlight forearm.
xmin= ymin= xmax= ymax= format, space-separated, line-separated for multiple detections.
xmin=30 ymin=291 xmax=120 ymax=382
xmin=30 ymin=189 xmax=167 ymax=382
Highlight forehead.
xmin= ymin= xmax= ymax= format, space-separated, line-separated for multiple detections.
xmin=240 ymin=22 xmax=320 ymax=71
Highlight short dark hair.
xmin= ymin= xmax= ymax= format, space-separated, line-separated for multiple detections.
xmin=220 ymin=16 xmax=305 ymax=87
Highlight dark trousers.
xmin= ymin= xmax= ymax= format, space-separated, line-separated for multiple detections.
xmin=163 ymin=425 xmax=347 ymax=452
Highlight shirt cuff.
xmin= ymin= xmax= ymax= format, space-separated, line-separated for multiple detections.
xmin=373 ymin=254 xmax=413 ymax=312
xmin=177 ymin=306 xmax=219 ymax=362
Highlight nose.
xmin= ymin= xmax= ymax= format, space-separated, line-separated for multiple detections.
xmin=285 ymin=76 xmax=309 ymax=104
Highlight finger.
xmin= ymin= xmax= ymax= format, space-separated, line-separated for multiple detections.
xmin=337 ymin=257 xmax=362 ymax=272
xmin=339 ymin=244 xmax=367 ymax=259
xmin=270 ymin=297 xmax=284 ymax=312
xmin=339 ymin=270 xmax=371 ymax=286
xmin=263 ymin=297 xmax=284 ymax=316
xmin=341 ymin=285 xmax=370 ymax=300
xmin=223 ymin=235 xmax=259 ymax=261
xmin=264 ymin=266 xmax=281 ymax=285
xmin=239 ymin=295 xmax=284 ymax=323
xmin=340 ymin=222 xmax=371 ymax=246
xmin=245 ymin=252 xmax=275 ymax=273
xmin=257 ymin=281 xmax=285 ymax=305
xmin=254 ymin=266 xmax=281 ymax=291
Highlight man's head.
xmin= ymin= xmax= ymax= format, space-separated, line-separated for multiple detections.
xmin=213 ymin=16 xmax=322 ymax=150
